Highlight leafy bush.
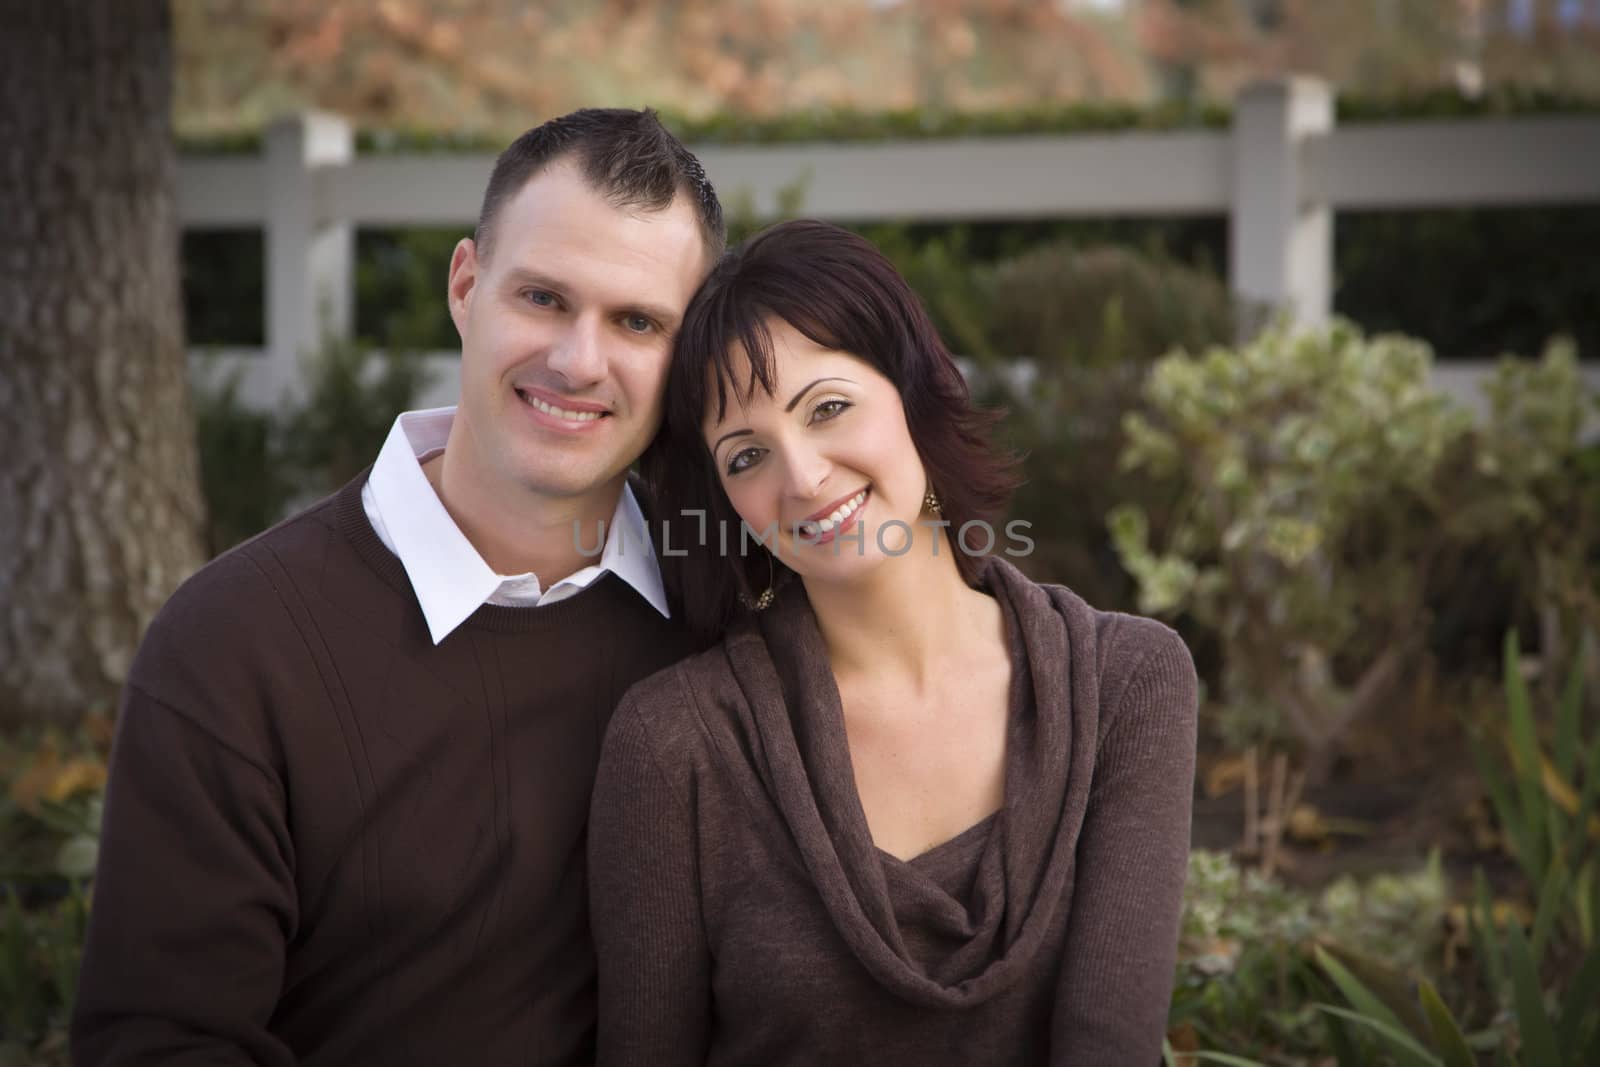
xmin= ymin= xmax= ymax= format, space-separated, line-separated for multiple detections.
xmin=0 ymin=723 xmax=107 ymax=1062
xmin=985 ymin=242 xmax=1235 ymax=611
xmin=177 ymin=86 xmax=1600 ymax=156
xmin=1110 ymin=323 xmax=1594 ymax=772
xmin=192 ymin=340 xmax=434 ymax=554
xmin=1470 ymin=634 xmax=1600 ymax=963
xmin=1111 ymin=320 xmax=1476 ymax=767
xmin=1171 ymin=849 xmax=1451 ymax=1064
xmin=192 ymin=369 xmax=297 ymax=555
xmin=985 ymin=242 xmax=1234 ymax=371
xmin=1469 ymin=345 xmax=1600 ymax=690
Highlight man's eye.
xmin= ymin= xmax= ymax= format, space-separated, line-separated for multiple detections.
xmin=726 ymin=447 xmax=763 ymax=475
xmin=812 ymin=399 xmax=851 ymax=422
xmin=523 ymin=289 xmax=557 ymax=307
xmin=623 ymin=314 xmax=655 ymax=334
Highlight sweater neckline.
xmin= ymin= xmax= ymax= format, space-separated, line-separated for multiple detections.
xmin=724 ymin=558 xmax=1102 ymax=1009
xmin=332 ymin=470 xmax=637 ymax=634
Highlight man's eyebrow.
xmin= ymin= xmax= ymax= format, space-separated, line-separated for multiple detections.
xmin=785 ymin=377 xmax=854 ymax=413
xmin=711 ymin=428 xmax=753 ymax=454
xmin=501 ymin=268 xmax=679 ymax=326
xmin=503 ymin=267 xmax=566 ymax=294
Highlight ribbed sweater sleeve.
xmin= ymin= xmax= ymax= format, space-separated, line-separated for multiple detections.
xmin=1050 ymin=619 xmax=1198 ymax=1065
xmin=72 ymin=683 xmax=298 ymax=1066
xmin=589 ymin=682 xmax=713 ymax=1067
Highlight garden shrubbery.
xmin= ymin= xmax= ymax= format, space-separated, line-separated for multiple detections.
xmin=1110 ymin=324 xmax=1597 ymax=774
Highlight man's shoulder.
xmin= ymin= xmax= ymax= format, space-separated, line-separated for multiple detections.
xmin=131 ymin=487 xmax=365 ymax=694
xmin=164 ymin=491 xmax=347 ymax=622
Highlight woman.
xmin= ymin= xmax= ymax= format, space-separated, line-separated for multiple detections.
xmin=588 ymin=219 xmax=1197 ymax=1065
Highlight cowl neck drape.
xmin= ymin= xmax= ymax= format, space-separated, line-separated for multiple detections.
xmin=718 ymin=558 xmax=1104 ymax=1009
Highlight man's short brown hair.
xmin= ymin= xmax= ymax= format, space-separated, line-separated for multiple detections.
xmin=475 ymin=108 xmax=725 ymax=263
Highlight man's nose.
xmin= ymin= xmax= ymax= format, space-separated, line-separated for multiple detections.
xmin=545 ymin=314 xmax=606 ymax=390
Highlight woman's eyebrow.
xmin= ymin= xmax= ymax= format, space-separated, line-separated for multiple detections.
xmin=784 ymin=377 xmax=855 ymax=413
xmin=711 ymin=428 xmax=753 ymax=454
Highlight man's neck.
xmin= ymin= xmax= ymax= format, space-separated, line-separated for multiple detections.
xmin=423 ymin=450 xmax=622 ymax=585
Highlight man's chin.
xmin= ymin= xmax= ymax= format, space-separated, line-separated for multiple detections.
xmin=505 ymin=459 xmax=632 ymax=505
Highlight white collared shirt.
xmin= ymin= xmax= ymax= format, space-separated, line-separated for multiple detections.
xmin=360 ymin=406 xmax=669 ymax=644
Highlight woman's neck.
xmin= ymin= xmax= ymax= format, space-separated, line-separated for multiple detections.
xmin=803 ymin=536 xmax=997 ymax=692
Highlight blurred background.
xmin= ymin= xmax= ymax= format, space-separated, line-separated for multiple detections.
xmin=3 ymin=2 xmax=1600 ymax=1063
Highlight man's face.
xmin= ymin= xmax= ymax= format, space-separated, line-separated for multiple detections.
xmin=447 ymin=160 xmax=709 ymax=506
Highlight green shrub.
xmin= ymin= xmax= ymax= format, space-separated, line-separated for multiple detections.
xmin=1470 ymin=634 xmax=1600 ymax=962
xmin=1470 ymin=344 xmax=1600 ymax=690
xmin=1112 ymin=321 xmax=1477 ymax=767
xmin=0 ymin=887 xmax=84 ymax=1065
xmin=1172 ymin=850 xmax=1451 ymax=1064
xmin=0 ymin=724 xmax=104 ymax=1062
xmin=984 ymin=242 xmax=1234 ymax=612
xmin=985 ymin=241 xmax=1234 ymax=371
xmin=191 ymin=340 xmax=435 ymax=555
xmin=1112 ymin=326 xmax=1595 ymax=768
xmin=192 ymin=368 xmax=297 ymax=555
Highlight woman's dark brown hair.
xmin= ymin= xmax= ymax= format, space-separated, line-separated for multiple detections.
xmin=643 ymin=219 xmax=1020 ymax=642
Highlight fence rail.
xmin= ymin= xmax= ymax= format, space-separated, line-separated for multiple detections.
xmin=177 ymin=77 xmax=1600 ymax=409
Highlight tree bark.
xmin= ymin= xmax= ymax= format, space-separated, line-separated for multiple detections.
xmin=0 ymin=1 xmax=205 ymax=726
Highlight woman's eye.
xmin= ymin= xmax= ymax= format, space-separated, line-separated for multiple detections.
xmin=726 ymin=447 xmax=764 ymax=475
xmin=812 ymin=399 xmax=851 ymax=422
xmin=622 ymin=314 xmax=655 ymax=334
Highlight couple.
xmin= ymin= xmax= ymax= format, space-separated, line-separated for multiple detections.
xmin=72 ymin=109 xmax=1196 ymax=1066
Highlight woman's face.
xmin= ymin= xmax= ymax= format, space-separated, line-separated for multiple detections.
xmin=702 ymin=317 xmax=930 ymax=584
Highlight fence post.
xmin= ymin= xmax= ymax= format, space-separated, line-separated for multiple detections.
xmin=263 ymin=112 xmax=354 ymax=400
xmin=1230 ymin=78 xmax=1333 ymax=338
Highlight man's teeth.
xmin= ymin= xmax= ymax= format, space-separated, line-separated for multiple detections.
xmin=800 ymin=490 xmax=868 ymax=536
xmin=526 ymin=393 xmax=603 ymax=421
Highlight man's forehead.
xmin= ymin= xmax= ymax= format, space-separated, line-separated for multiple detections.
xmin=497 ymin=162 xmax=707 ymax=271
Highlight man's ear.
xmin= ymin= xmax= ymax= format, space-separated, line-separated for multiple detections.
xmin=447 ymin=237 xmax=480 ymax=340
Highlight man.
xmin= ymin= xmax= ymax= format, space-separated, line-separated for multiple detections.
xmin=72 ymin=109 xmax=724 ymax=1065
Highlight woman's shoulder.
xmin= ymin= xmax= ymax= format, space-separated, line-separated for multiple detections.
xmin=604 ymin=634 xmax=749 ymax=766
xmin=1030 ymin=579 xmax=1195 ymax=724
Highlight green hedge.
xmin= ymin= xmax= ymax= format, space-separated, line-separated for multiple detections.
xmin=176 ymin=85 xmax=1600 ymax=155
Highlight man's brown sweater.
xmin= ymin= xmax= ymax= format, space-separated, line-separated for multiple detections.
xmin=588 ymin=559 xmax=1198 ymax=1065
xmin=72 ymin=474 xmax=697 ymax=1066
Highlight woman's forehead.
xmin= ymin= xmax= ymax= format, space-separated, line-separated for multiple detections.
xmin=703 ymin=325 xmax=830 ymax=422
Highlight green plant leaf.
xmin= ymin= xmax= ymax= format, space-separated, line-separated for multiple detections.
xmin=1556 ymin=944 xmax=1600 ymax=1060
xmin=1323 ymin=1009 xmax=1366 ymax=1067
xmin=1418 ymin=979 xmax=1479 ymax=1067
xmin=1530 ymin=859 xmax=1569 ymax=966
xmin=1560 ymin=738 xmax=1600 ymax=897
xmin=1316 ymin=945 xmax=1412 ymax=1036
xmin=1553 ymin=660 xmax=1583 ymax=782
xmin=1315 ymin=1005 xmax=1441 ymax=1067
xmin=1577 ymin=859 xmax=1596 ymax=948
xmin=1504 ymin=631 xmax=1551 ymax=876
xmin=1473 ymin=869 xmax=1508 ymax=1001
xmin=1190 ymin=1053 xmax=1273 ymax=1066
xmin=1505 ymin=917 xmax=1562 ymax=1066
xmin=1472 ymin=730 xmax=1537 ymax=877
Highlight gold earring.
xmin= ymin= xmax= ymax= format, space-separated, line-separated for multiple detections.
xmin=923 ymin=485 xmax=941 ymax=515
xmin=740 ymin=552 xmax=776 ymax=611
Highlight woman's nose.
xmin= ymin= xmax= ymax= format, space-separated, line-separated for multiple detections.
xmin=781 ymin=445 xmax=831 ymax=502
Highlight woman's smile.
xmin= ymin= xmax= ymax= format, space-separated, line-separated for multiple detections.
xmin=796 ymin=487 xmax=871 ymax=544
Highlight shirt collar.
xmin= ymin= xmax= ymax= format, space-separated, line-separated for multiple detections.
xmin=365 ymin=407 xmax=669 ymax=644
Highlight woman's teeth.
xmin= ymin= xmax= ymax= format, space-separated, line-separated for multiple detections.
xmin=525 ymin=393 xmax=603 ymax=421
xmin=799 ymin=490 xmax=868 ymax=537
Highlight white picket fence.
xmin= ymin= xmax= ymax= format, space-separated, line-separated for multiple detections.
xmin=178 ymin=77 xmax=1600 ymax=410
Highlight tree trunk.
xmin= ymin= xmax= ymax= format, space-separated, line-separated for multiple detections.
xmin=0 ymin=1 xmax=206 ymax=726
